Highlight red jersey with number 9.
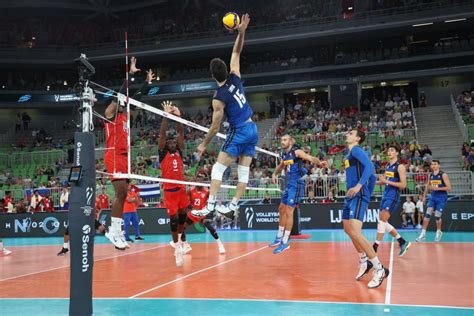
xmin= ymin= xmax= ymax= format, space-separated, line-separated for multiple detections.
xmin=189 ymin=187 xmax=209 ymax=210
xmin=160 ymin=150 xmax=185 ymax=190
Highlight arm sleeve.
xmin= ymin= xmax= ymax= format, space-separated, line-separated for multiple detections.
xmin=352 ymin=147 xmax=375 ymax=186
xmin=132 ymin=81 xmax=150 ymax=101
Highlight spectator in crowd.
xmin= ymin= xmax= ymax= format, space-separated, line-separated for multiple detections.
xmin=303 ymin=190 xmax=318 ymax=204
xmin=402 ymin=196 xmax=416 ymax=228
xmin=29 ymin=190 xmax=44 ymax=212
xmin=320 ymin=191 xmax=335 ymax=203
xmin=22 ymin=112 xmax=31 ymax=130
xmin=15 ymin=200 xmax=27 ymax=213
xmin=123 ymin=184 xmax=144 ymax=242
xmin=15 ymin=113 xmax=21 ymax=132
xmin=415 ymin=195 xmax=424 ymax=229
xmin=262 ymin=193 xmax=272 ymax=204
xmin=464 ymin=148 xmax=474 ymax=172
xmin=60 ymin=187 xmax=70 ymax=210
xmin=97 ymin=187 xmax=110 ymax=210
xmin=43 ymin=194 xmax=54 ymax=212
xmin=2 ymin=191 xmax=14 ymax=213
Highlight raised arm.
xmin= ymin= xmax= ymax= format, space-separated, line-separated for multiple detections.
xmin=196 ymin=99 xmax=225 ymax=156
xmin=158 ymin=101 xmax=170 ymax=150
xmin=230 ymin=14 xmax=250 ymax=77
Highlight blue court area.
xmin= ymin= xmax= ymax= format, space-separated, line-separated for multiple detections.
xmin=2 ymin=230 xmax=473 ymax=316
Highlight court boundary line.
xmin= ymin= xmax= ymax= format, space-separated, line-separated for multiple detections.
xmin=129 ymin=245 xmax=268 ymax=298
xmin=0 ymin=244 xmax=168 ymax=282
xmin=1 ymin=297 xmax=473 ymax=310
xmin=384 ymin=238 xmax=395 ymax=305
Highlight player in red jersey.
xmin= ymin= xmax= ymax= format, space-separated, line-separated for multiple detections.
xmin=2 ymin=191 xmax=13 ymax=213
xmin=43 ymin=194 xmax=54 ymax=212
xmin=103 ymin=57 xmax=156 ymax=250
xmin=185 ymin=177 xmax=226 ymax=254
xmin=97 ymin=187 xmax=110 ymax=211
xmin=159 ymin=101 xmax=189 ymax=267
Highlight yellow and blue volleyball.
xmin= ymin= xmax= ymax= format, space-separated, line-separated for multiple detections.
xmin=223 ymin=12 xmax=240 ymax=30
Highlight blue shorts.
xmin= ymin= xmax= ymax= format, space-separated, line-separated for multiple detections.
xmin=221 ymin=121 xmax=258 ymax=158
xmin=380 ymin=196 xmax=400 ymax=213
xmin=281 ymin=180 xmax=305 ymax=208
xmin=427 ymin=195 xmax=448 ymax=212
xmin=342 ymin=195 xmax=369 ymax=221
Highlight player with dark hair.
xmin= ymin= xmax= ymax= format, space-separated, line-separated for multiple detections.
xmin=373 ymin=144 xmax=411 ymax=256
xmin=193 ymin=14 xmax=256 ymax=221
xmin=416 ymin=160 xmax=451 ymax=242
xmin=343 ymin=129 xmax=389 ymax=289
xmin=103 ymin=57 xmax=155 ymax=250
xmin=159 ymin=102 xmax=189 ymax=267
xmin=269 ymin=134 xmax=324 ymax=254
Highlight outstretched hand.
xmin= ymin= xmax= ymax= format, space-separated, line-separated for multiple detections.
xmin=129 ymin=57 xmax=141 ymax=74
xmin=236 ymin=13 xmax=250 ymax=33
xmin=161 ymin=100 xmax=181 ymax=117
xmin=146 ymin=69 xmax=156 ymax=82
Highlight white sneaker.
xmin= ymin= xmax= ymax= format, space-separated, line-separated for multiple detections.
xmin=415 ymin=234 xmax=425 ymax=242
xmin=182 ymin=241 xmax=192 ymax=254
xmin=435 ymin=231 xmax=443 ymax=242
xmin=169 ymin=240 xmax=176 ymax=248
xmin=119 ymin=231 xmax=130 ymax=248
xmin=191 ymin=205 xmax=214 ymax=217
xmin=368 ymin=267 xmax=389 ymax=289
xmin=217 ymin=240 xmax=226 ymax=254
xmin=355 ymin=260 xmax=373 ymax=280
xmin=416 ymin=224 xmax=422 ymax=229
xmin=174 ymin=246 xmax=184 ymax=267
xmin=2 ymin=248 xmax=12 ymax=256
xmin=218 ymin=203 xmax=237 ymax=218
xmin=105 ymin=230 xmax=127 ymax=250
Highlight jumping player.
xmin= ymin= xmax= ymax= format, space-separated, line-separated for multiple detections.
xmin=269 ymin=135 xmax=324 ymax=254
xmin=343 ymin=130 xmax=389 ymax=289
xmin=373 ymin=144 xmax=411 ymax=256
xmin=192 ymin=14 xmax=257 ymax=219
xmin=103 ymin=57 xmax=155 ymax=250
xmin=159 ymin=102 xmax=189 ymax=267
xmin=416 ymin=160 xmax=451 ymax=242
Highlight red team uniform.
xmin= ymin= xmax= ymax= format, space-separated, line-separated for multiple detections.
xmin=160 ymin=150 xmax=189 ymax=216
xmin=2 ymin=196 xmax=13 ymax=212
xmin=188 ymin=187 xmax=209 ymax=223
xmin=104 ymin=112 xmax=128 ymax=181
xmin=43 ymin=197 xmax=54 ymax=212
xmin=98 ymin=193 xmax=109 ymax=210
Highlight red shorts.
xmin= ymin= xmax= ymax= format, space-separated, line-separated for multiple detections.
xmin=163 ymin=187 xmax=189 ymax=216
xmin=187 ymin=210 xmax=205 ymax=224
xmin=104 ymin=152 xmax=128 ymax=181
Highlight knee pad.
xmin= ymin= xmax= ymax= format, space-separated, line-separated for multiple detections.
xmin=178 ymin=212 xmax=187 ymax=225
xmin=425 ymin=207 xmax=434 ymax=219
xmin=211 ymin=162 xmax=227 ymax=181
xmin=237 ymin=165 xmax=250 ymax=184
xmin=377 ymin=221 xmax=386 ymax=234
xmin=169 ymin=216 xmax=178 ymax=232
xmin=385 ymin=223 xmax=394 ymax=233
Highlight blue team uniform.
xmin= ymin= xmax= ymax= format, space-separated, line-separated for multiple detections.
xmin=380 ymin=162 xmax=401 ymax=213
xmin=280 ymin=145 xmax=307 ymax=208
xmin=343 ymin=146 xmax=376 ymax=221
xmin=214 ymin=73 xmax=258 ymax=158
xmin=427 ymin=171 xmax=448 ymax=212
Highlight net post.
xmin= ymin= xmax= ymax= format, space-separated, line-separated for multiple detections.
xmin=69 ymin=54 xmax=96 ymax=316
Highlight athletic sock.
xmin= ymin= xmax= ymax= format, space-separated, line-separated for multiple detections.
xmin=282 ymin=230 xmax=291 ymax=244
xmin=64 ymin=242 xmax=69 ymax=249
xmin=374 ymin=240 xmax=381 ymax=245
xmin=111 ymin=217 xmax=122 ymax=233
xmin=421 ymin=229 xmax=426 ymax=237
xmin=207 ymin=196 xmax=216 ymax=211
xmin=231 ymin=197 xmax=239 ymax=205
xmin=369 ymin=256 xmax=383 ymax=270
xmin=359 ymin=252 xmax=367 ymax=263
xmin=277 ymin=226 xmax=285 ymax=238
xmin=396 ymin=235 xmax=406 ymax=245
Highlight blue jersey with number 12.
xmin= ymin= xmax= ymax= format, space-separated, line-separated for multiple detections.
xmin=214 ymin=73 xmax=253 ymax=128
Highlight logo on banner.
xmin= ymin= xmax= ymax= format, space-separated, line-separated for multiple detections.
xmin=158 ymin=218 xmax=170 ymax=225
xmin=15 ymin=217 xmax=32 ymax=233
xmin=86 ymin=187 xmax=93 ymax=205
xmin=81 ymin=206 xmax=93 ymax=216
xmin=82 ymin=224 xmax=91 ymax=272
xmin=76 ymin=142 xmax=82 ymax=165
xmin=14 ymin=217 xmax=60 ymax=234
xmin=245 ymin=207 xmax=254 ymax=228
xmin=452 ymin=212 xmax=474 ymax=220
xmin=330 ymin=208 xmax=380 ymax=223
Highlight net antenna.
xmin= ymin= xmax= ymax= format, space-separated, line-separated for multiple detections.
xmin=76 ymin=53 xmax=96 ymax=133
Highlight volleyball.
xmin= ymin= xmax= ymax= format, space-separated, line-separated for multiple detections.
xmin=223 ymin=12 xmax=240 ymax=30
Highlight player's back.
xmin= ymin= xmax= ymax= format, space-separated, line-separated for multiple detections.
xmin=214 ymin=73 xmax=253 ymax=128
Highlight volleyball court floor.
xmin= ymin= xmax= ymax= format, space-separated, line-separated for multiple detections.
xmin=1 ymin=230 xmax=473 ymax=316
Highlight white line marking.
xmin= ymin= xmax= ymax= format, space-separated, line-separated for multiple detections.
xmin=0 ymin=244 xmax=167 ymax=282
xmin=0 ymin=297 xmax=472 ymax=310
xmin=129 ymin=245 xmax=268 ymax=298
xmin=384 ymin=238 xmax=395 ymax=305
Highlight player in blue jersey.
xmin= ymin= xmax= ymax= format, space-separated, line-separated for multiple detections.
xmin=268 ymin=135 xmax=325 ymax=254
xmin=416 ymin=160 xmax=451 ymax=242
xmin=373 ymin=144 xmax=411 ymax=256
xmin=343 ymin=129 xmax=389 ymax=289
xmin=192 ymin=14 xmax=257 ymax=219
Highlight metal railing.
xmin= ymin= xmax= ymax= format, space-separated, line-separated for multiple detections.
xmin=451 ymin=94 xmax=469 ymax=143
xmin=410 ymin=98 xmax=419 ymax=140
